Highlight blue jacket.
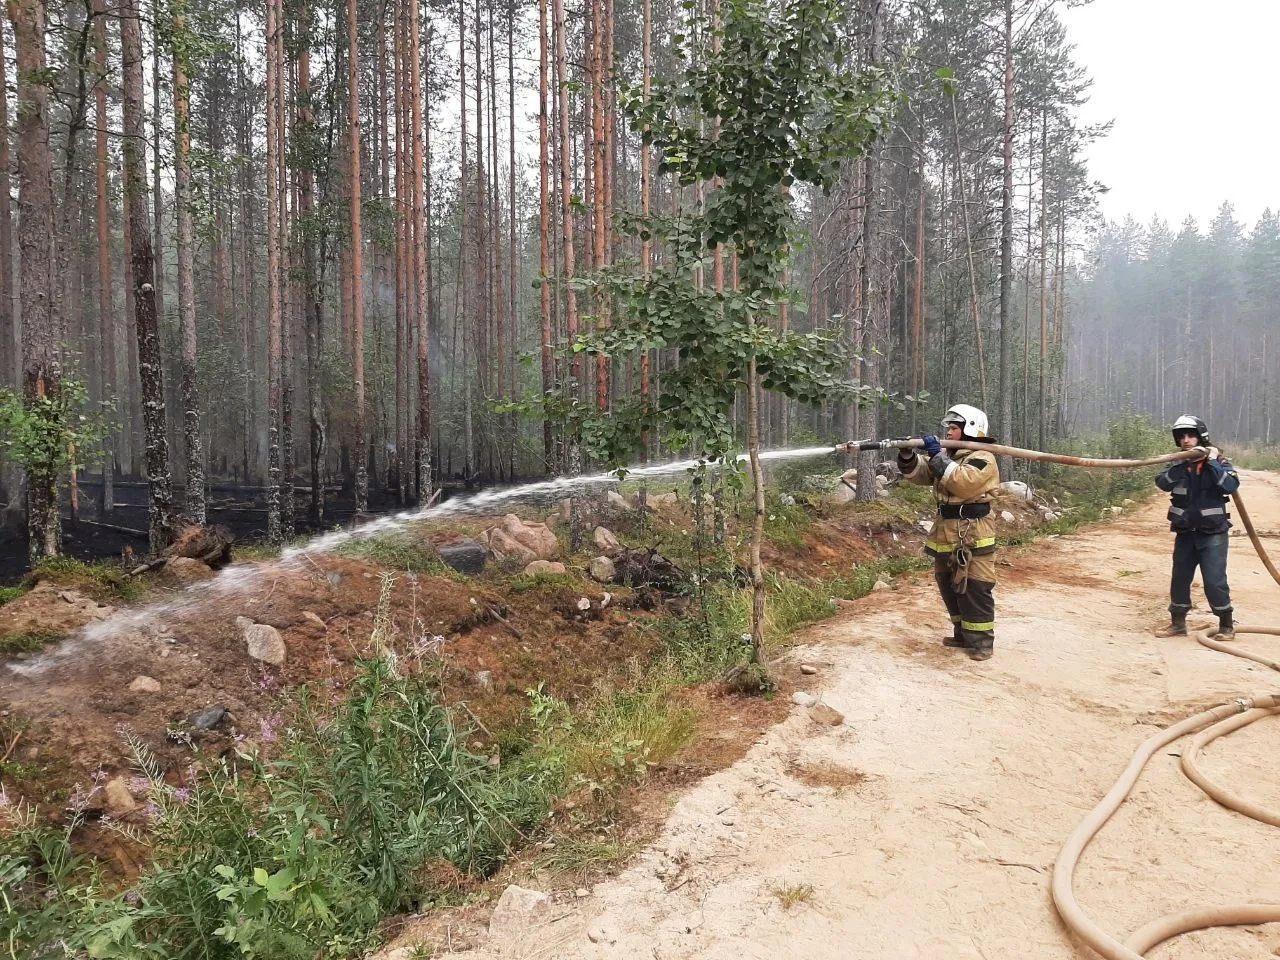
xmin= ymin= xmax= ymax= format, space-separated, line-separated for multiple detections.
xmin=1154 ymin=456 xmax=1240 ymax=534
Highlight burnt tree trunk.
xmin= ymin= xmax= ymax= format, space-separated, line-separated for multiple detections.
xmin=122 ymin=0 xmax=176 ymax=552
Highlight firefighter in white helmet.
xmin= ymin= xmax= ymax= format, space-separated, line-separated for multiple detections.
xmin=1153 ymin=415 xmax=1239 ymax=639
xmin=898 ymin=404 xmax=1002 ymax=660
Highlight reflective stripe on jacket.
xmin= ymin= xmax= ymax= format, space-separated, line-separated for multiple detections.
xmin=1154 ymin=457 xmax=1240 ymax=534
xmin=899 ymin=447 xmax=1002 ymax=557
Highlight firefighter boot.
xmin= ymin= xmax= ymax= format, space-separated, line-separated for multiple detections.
xmin=942 ymin=624 xmax=969 ymax=648
xmin=1216 ymin=611 xmax=1235 ymax=640
xmin=965 ymin=632 xmax=994 ymax=661
xmin=1154 ymin=613 xmax=1187 ymax=638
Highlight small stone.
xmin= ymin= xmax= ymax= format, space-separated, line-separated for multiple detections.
xmin=475 ymin=670 xmax=493 ymax=692
xmin=871 ymin=578 xmax=890 ymax=592
xmin=600 ymin=592 xmax=612 ymax=609
xmin=236 ymin=617 xmax=286 ymax=666
xmin=1122 ymin=498 xmax=1135 ymax=506
xmin=1040 ymin=510 xmax=1059 ymax=523
xmin=488 ymin=885 xmax=551 ymax=937
xmin=779 ymin=493 xmax=797 ymax=506
xmin=1000 ymin=510 xmax=1015 ymax=523
xmin=577 ymin=597 xmax=593 ymax=612
xmin=301 ymin=611 xmax=327 ymax=629
xmin=917 ymin=519 xmax=935 ymax=534
xmin=800 ymin=664 xmax=818 ymax=675
xmin=523 ymin=560 xmax=567 ymax=575
xmin=809 ymin=703 xmax=845 ymax=727
xmin=128 ymin=675 xmax=161 ymax=693
xmin=792 ymin=691 xmax=817 ymax=707
xmin=588 ymin=556 xmax=617 ymax=583
xmin=587 ymin=923 xmax=618 ymax=945
xmin=720 ymin=814 xmax=737 ymax=825
xmin=103 ymin=776 xmax=137 ymax=814
xmin=326 ymin=571 xmax=344 ymax=587
xmin=575 ymin=887 xmax=590 ymax=899
xmin=189 ymin=705 xmax=227 ymax=730
xmin=1108 ymin=506 xmax=1124 ymax=516
xmin=731 ymin=830 xmax=749 ymax=844
xmin=593 ymin=526 xmax=623 ymax=555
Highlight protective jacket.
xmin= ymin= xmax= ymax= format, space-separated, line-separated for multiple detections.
xmin=898 ymin=446 xmax=1002 ymax=558
xmin=1155 ymin=456 xmax=1240 ymax=534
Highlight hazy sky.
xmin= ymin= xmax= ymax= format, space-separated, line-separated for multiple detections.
xmin=1059 ymin=0 xmax=1279 ymax=231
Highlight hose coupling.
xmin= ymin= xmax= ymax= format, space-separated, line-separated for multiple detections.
xmin=1232 ymin=697 xmax=1253 ymax=713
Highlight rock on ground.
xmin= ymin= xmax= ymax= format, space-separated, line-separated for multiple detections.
xmin=483 ymin=514 xmax=561 ymax=564
xmin=593 ymin=526 xmax=623 ymax=556
xmin=438 ymin=539 xmax=487 ymax=574
xmin=588 ymin=556 xmax=617 ymax=583
xmin=128 ymin=675 xmax=162 ymax=693
xmin=524 ymin=560 xmax=567 ymax=575
xmin=488 ymin=885 xmax=551 ymax=937
xmin=235 ymin=616 xmax=286 ymax=666
xmin=164 ymin=557 xmax=215 ymax=584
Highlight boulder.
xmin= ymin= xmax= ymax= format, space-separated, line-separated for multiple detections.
xmin=592 ymin=526 xmax=623 ymax=556
xmin=235 ymin=616 xmax=286 ymax=666
xmin=0 ymin=582 xmax=114 ymax=642
xmin=164 ymin=557 xmax=215 ymax=584
xmin=488 ymin=885 xmax=551 ymax=937
xmin=438 ymin=539 xmax=487 ymax=574
xmin=588 ymin=556 xmax=617 ymax=583
xmin=999 ymin=480 xmax=1034 ymax=501
xmin=648 ymin=492 xmax=679 ymax=506
xmin=523 ymin=560 xmax=567 ymax=575
xmin=1000 ymin=510 xmax=1016 ymax=523
xmin=606 ymin=490 xmax=632 ymax=511
xmin=485 ymin=514 xmax=560 ymax=564
xmin=809 ymin=703 xmax=845 ymax=727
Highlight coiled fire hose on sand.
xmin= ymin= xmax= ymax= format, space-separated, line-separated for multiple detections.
xmin=838 ymin=438 xmax=1280 ymax=957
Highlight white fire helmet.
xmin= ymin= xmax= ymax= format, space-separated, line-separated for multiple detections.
xmin=942 ymin=404 xmax=989 ymax=440
xmin=1171 ymin=414 xmax=1210 ymax=445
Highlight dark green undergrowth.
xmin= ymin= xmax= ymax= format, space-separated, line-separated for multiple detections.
xmin=0 ymin=584 xmax=28 ymax=606
xmin=336 ymin=530 xmax=468 ymax=582
xmin=0 ymin=631 xmax=62 ymax=658
xmin=1227 ymin=445 xmax=1280 ymax=472
xmin=26 ymin=556 xmax=146 ymax=604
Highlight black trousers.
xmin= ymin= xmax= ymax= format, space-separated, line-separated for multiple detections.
xmin=933 ymin=553 xmax=996 ymax=649
xmin=1169 ymin=530 xmax=1232 ymax=616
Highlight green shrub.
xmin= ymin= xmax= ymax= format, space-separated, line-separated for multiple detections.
xmin=29 ymin=556 xmax=144 ymax=603
xmin=0 ymin=584 xmax=28 ymax=606
xmin=0 ymin=631 xmax=62 ymax=658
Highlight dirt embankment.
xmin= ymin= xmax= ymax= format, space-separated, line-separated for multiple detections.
xmin=376 ymin=472 xmax=1280 ymax=960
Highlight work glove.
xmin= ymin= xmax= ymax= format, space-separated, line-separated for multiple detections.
xmin=1206 ymin=446 xmax=1221 ymax=461
xmin=921 ymin=434 xmax=942 ymax=458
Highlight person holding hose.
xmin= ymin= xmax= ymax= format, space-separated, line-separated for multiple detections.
xmin=898 ymin=404 xmax=1002 ymax=660
xmin=1154 ymin=415 xmax=1240 ymax=639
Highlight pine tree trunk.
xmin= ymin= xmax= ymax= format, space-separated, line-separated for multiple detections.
xmin=278 ymin=10 xmax=295 ymax=537
xmin=537 ymin=0 xmax=554 ymax=472
xmin=151 ymin=1 xmax=165 ymax=329
xmin=1038 ymin=110 xmax=1048 ymax=459
xmin=173 ymin=4 xmax=205 ymax=526
xmin=855 ymin=0 xmax=882 ymax=503
xmin=11 ymin=0 xmax=60 ymax=559
xmin=299 ymin=15 xmax=326 ymax=523
xmin=92 ymin=0 xmax=114 ymax=514
xmin=411 ymin=0 xmax=431 ymax=500
xmin=997 ymin=0 xmax=1014 ymax=470
xmin=0 ymin=20 xmax=12 ymax=390
xmin=348 ymin=0 xmax=368 ymax=513
xmin=122 ymin=0 xmax=176 ymax=553
xmin=554 ymin=0 xmax=579 ymax=512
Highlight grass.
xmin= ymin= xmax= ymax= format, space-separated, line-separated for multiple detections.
xmin=1227 ymin=445 xmax=1280 ymax=472
xmin=770 ymin=882 xmax=815 ymax=910
xmin=0 ymin=630 xmax=63 ymax=657
xmin=508 ymin=570 xmax=580 ymax=593
xmin=0 ymin=584 xmax=28 ymax=606
xmin=336 ymin=530 xmax=469 ymax=581
xmin=534 ymin=834 xmax=636 ymax=880
xmin=27 ymin=556 xmax=146 ymax=603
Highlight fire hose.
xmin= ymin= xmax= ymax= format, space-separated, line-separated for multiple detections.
xmin=838 ymin=436 xmax=1280 ymax=957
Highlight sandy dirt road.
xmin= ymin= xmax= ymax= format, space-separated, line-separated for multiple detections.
xmin=415 ymin=471 xmax=1280 ymax=960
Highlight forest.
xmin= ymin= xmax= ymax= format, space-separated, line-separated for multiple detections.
xmin=0 ymin=0 xmax=1274 ymax=564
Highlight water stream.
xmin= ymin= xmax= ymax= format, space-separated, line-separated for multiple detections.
xmin=9 ymin=446 xmax=839 ymax=676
